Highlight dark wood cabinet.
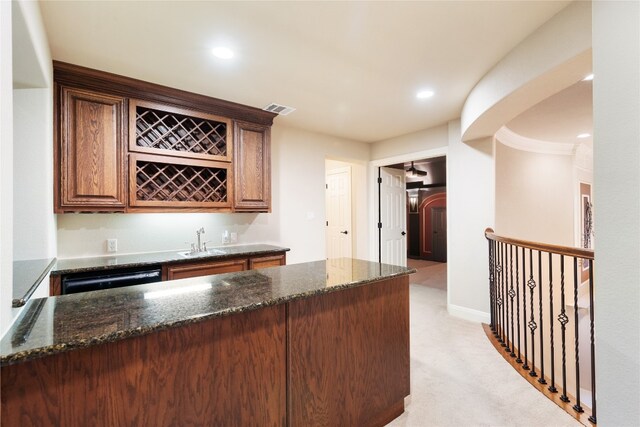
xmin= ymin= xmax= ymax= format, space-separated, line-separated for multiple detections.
xmin=2 ymin=305 xmax=287 ymax=426
xmin=165 ymin=258 xmax=248 ymax=281
xmin=55 ymin=87 xmax=126 ymax=212
xmin=234 ymin=121 xmax=271 ymax=212
xmin=53 ymin=61 xmax=275 ymax=213
xmin=249 ymin=254 xmax=286 ymax=270
xmin=288 ymin=276 xmax=410 ymax=426
xmin=165 ymin=253 xmax=286 ymax=281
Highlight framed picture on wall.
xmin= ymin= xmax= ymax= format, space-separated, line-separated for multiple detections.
xmin=580 ymin=182 xmax=593 ymax=283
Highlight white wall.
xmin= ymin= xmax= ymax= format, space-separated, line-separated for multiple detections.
xmin=12 ymin=0 xmax=55 ymax=262
xmin=57 ymin=124 xmax=370 ymax=265
xmin=369 ymin=119 xmax=494 ymax=323
xmin=272 ymin=125 xmax=370 ymax=264
xmin=1 ymin=0 xmax=55 ymax=336
xmin=593 ymin=1 xmax=640 ymax=424
xmin=495 ymin=141 xmax=574 ymax=246
xmin=325 ymin=159 xmax=369 ymax=260
xmin=462 ymin=1 xmax=591 ymax=141
xmin=14 ymin=88 xmax=55 ymax=260
xmin=0 ymin=0 xmax=14 ymax=336
xmin=371 ymin=124 xmax=448 ymax=161
xmin=446 ymin=121 xmax=494 ymax=322
xmin=57 ymin=212 xmax=280 ymax=258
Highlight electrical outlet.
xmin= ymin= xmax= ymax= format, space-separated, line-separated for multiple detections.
xmin=107 ymin=239 xmax=118 ymax=252
xmin=230 ymin=232 xmax=237 ymax=243
xmin=222 ymin=230 xmax=230 ymax=244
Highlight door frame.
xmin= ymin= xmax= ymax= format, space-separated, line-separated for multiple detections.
xmin=368 ymin=146 xmax=448 ymax=265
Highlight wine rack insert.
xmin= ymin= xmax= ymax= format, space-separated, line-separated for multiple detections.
xmin=129 ymin=154 xmax=231 ymax=208
xmin=129 ymin=100 xmax=232 ymax=163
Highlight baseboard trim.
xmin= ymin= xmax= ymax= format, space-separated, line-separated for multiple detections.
xmin=447 ymin=304 xmax=490 ymax=323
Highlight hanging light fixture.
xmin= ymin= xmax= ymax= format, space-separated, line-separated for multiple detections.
xmin=406 ymin=161 xmax=427 ymax=178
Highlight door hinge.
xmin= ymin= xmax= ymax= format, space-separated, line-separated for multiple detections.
xmin=377 ymin=222 xmax=382 ymax=229
xmin=325 ymin=183 xmax=328 ymax=189
xmin=326 ymin=221 xmax=328 ymax=226
xmin=377 ymin=177 xmax=382 ymax=184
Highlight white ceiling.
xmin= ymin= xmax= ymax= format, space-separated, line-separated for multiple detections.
xmin=506 ymin=79 xmax=593 ymax=146
xmin=39 ymin=1 xmax=570 ymax=143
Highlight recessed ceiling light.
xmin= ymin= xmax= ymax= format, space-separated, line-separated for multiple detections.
xmin=416 ymin=90 xmax=435 ymax=99
xmin=212 ymin=47 xmax=234 ymax=59
xmin=583 ymin=73 xmax=594 ymax=81
xmin=577 ymin=133 xmax=591 ymax=139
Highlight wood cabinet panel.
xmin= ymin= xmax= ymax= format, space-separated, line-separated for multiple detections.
xmin=287 ymin=276 xmax=410 ymax=426
xmin=249 ymin=254 xmax=286 ymax=270
xmin=234 ymin=121 xmax=271 ymax=212
xmin=166 ymin=258 xmax=248 ymax=281
xmin=1 ymin=305 xmax=287 ymax=427
xmin=57 ymin=87 xmax=126 ymax=211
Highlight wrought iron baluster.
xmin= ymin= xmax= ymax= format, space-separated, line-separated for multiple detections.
xmin=498 ymin=242 xmax=505 ymax=344
xmin=573 ymin=257 xmax=584 ymax=413
xmin=522 ymin=247 xmax=529 ymax=370
xmin=511 ymin=246 xmax=522 ymax=363
xmin=538 ymin=250 xmax=547 ymax=385
xmin=494 ymin=242 xmax=501 ymax=339
xmin=588 ymin=259 xmax=597 ymax=424
xmin=549 ymin=252 xmax=557 ymax=393
xmin=528 ymin=249 xmax=537 ymax=377
xmin=558 ymin=256 xmax=570 ymax=403
xmin=500 ymin=242 xmax=506 ymax=345
xmin=493 ymin=241 xmax=497 ymax=331
xmin=507 ymin=244 xmax=514 ymax=354
xmin=488 ymin=239 xmax=495 ymax=331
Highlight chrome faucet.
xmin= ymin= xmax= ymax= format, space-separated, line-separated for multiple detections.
xmin=196 ymin=227 xmax=205 ymax=252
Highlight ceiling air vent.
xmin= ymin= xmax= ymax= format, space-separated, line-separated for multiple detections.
xmin=263 ymin=103 xmax=296 ymax=116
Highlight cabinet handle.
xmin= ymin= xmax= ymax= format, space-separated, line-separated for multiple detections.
xmin=401 ymin=231 xmax=406 ymax=236
xmin=340 ymin=231 xmax=348 ymax=235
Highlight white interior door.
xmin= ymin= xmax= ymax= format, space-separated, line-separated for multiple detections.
xmin=326 ymin=166 xmax=352 ymax=260
xmin=380 ymin=167 xmax=406 ymax=266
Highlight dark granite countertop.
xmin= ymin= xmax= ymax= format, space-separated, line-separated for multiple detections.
xmin=1 ymin=259 xmax=414 ymax=366
xmin=13 ymin=258 xmax=57 ymax=307
xmin=51 ymin=244 xmax=290 ymax=275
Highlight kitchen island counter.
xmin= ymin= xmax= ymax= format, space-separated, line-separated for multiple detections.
xmin=2 ymin=258 xmax=414 ymax=427
xmin=2 ymin=259 xmax=413 ymax=366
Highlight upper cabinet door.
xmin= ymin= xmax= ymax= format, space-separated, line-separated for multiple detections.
xmin=234 ymin=121 xmax=271 ymax=212
xmin=57 ymin=87 xmax=126 ymax=211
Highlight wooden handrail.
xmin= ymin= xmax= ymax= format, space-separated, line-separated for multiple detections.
xmin=485 ymin=228 xmax=594 ymax=260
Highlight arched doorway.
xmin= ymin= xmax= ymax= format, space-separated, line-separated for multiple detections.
xmin=419 ymin=192 xmax=447 ymax=262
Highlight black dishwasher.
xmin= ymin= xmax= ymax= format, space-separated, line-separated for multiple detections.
xmin=61 ymin=267 xmax=162 ymax=295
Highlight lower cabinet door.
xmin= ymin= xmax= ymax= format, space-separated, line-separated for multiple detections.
xmin=166 ymin=258 xmax=248 ymax=281
xmin=249 ymin=254 xmax=286 ymax=270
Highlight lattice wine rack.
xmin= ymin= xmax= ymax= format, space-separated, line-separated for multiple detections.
xmin=127 ymin=100 xmax=233 ymax=209
xmin=130 ymin=154 xmax=231 ymax=208
xmin=129 ymin=100 xmax=232 ymax=162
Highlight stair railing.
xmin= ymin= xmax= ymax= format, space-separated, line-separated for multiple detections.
xmin=485 ymin=228 xmax=596 ymax=425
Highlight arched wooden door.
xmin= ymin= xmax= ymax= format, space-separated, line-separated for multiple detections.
xmin=419 ymin=192 xmax=447 ymax=261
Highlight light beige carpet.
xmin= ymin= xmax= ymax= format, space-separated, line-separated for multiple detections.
xmin=387 ymin=281 xmax=580 ymax=426
xmin=408 ymin=259 xmax=442 ymax=269
xmin=408 ymin=262 xmax=447 ymax=291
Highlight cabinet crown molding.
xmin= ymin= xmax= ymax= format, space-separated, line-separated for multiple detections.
xmin=53 ymin=61 xmax=277 ymax=126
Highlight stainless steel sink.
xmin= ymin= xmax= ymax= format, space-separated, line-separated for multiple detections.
xmin=177 ymin=249 xmax=226 ymax=258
